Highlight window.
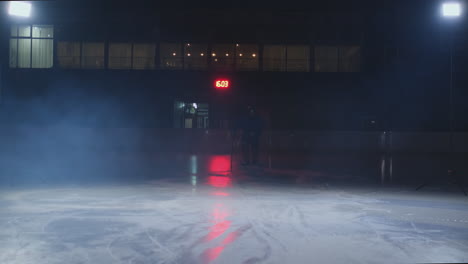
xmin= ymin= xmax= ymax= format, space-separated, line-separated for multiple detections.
xmin=235 ymin=44 xmax=258 ymax=71
xmin=58 ymin=42 xmax=81 ymax=68
xmin=108 ymin=43 xmax=132 ymax=69
xmin=315 ymin=46 xmax=338 ymax=72
xmin=32 ymin=25 xmax=53 ymax=38
xmin=184 ymin=43 xmax=207 ymax=70
xmin=263 ymin=45 xmax=286 ymax=71
xmin=9 ymin=38 xmax=31 ymax=68
xmin=315 ymin=46 xmax=361 ymax=72
xmin=9 ymin=39 xmax=18 ymax=67
xmin=160 ymin=43 xmax=183 ymax=69
xmin=211 ymin=44 xmax=235 ymax=71
xmin=81 ymin=42 xmax=104 ymax=69
xmin=286 ymin=45 xmax=309 ymax=72
xmin=10 ymin=25 xmax=53 ymax=68
xmin=339 ymin=46 xmax=360 ymax=72
xmin=133 ymin=43 xmax=155 ymax=69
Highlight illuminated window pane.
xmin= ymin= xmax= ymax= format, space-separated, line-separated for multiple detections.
xmin=315 ymin=46 xmax=338 ymax=72
xmin=32 ymin=25 xmax=54 ymax=38
xmin=9 ymin=39 xmax=18 ymax=68
xmin=18 ymin=39 xmax=31 ymax=68
xmin=184 ymin=43 xmax=207 ymax=70
xmin=10 ymin=25 xmax=54 ymax=69
xmin=133 ymin=43 xmax=155 ymax=69
xmin=57 ymin=42 xmax=81 ymax=68
xmin=235 ymin=44 xmax=258 ymax=71
xmin=11 ymin=26 xmax=18 ymax=37
xmin=109 ymin=43 xmax=132 ymax=69
xmin=263 ymin=45 xmax=286 ymax=71
xmin=81 ymin=42 xmax=105 ymax=69
xmin=211 ymin=44 xmax=234 ymax=71
xmin=18 ymin=25 xmax=31 ymax=37
xmin=160 ymin=42 xmax=183 ymax=70
xmin=287 ymin=45 xmax=309 ymax=72
xmin=339 ymin=46 xmax=360 ymax=72
xmin=32 ymin=39 xmax=53 ymax=68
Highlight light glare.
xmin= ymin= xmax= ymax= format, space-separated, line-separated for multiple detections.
xmin=8 ymin=1 xmax=32 ymax=17
xmin=442 ymin=2 xmax=461 ymax=17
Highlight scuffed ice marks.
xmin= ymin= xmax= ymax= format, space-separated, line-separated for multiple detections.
xmin=44 ymin=218 xmax=135 ymax=247
xmin=1 ymin=183 xmax=468 ymax=264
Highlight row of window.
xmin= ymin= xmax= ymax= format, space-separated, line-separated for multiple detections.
xmin=57 ymin=42 xmax=360 ymax=72
xmin=9 ymin=25 xmax=361 ymax=72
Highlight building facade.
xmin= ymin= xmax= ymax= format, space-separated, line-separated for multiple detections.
xmin=1 ymin=1 xmax=467 ymax=131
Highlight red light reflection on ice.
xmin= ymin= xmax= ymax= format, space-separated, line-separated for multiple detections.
xmin=207 ymin=176 xmax=232 ymax=188
xmin=212 ymin=191 xmax=230 ymax=196
xmin=200 ymin=205 xmax=234 ymax=263
xmin=204 ymin=220 xmax=231 ymax=242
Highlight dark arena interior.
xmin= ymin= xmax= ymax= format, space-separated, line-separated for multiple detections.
xmin=1 ymin=1 xmax=468 ymax=263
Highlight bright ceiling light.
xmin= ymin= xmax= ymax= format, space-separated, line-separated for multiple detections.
xmin=442 ymin=2 xmax=462 ymax=17
xmin=8 ymin=1 xmax=32 ymax=17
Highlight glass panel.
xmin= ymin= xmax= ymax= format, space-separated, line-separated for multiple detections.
xmin=18 ymin=25 xmax=31 ymax=37
xmin=32 ymin=39 xmax=53 ymax=68
xmin=173 ymin=101 xmax=184 ymax=128
xmin=211 ymin=44 xmax=235 ymax=71
xmin=11 ymin=25 xmax=18 ymax=37
xmin=81 ymin=42 xmax=105 ymax=69
xmin=32 ymin=25 xmax=54 ymax=38
xmin=315 ymin=46 xmax=338 ymax=72
xmin=133 ymin=43 xmax=155 ymax=69
xmin=263 ymin=45 xmax=286 ymax=71
xmin=18 ymin=38 xmax=31 ymax=68
xmin=57 ymin=42 xmax=81 ymax=68
xmin=339 ymin=46 xmax=361 ymax=72
xmin=184 ymin=43 xmax=207 ymax=70
xmin=160 ymin=42 xmax=183 ymax=69
xmin=9 ymin=39 xmax=18 ymax=68
xmin=235 ymin=44 xmax=258 ymax=71
xmin=108 ymin=43 xmax=132 ymax=69
xmin=287 ymin=45 xmax=309 ymax=72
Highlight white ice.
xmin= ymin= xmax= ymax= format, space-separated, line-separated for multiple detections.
xmin=1 ymin=176 xmax=468 ymax=264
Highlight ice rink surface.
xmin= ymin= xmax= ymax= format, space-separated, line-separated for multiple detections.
xmin=1 ymin=156 xmax=468 ymax=264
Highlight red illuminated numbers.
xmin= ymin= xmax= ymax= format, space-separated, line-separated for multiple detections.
xmin=215 ymin=79 xmax=230 ymax=89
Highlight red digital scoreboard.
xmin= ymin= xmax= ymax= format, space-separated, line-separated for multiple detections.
xmin=214 ymin=79 xmax=230 ymax=89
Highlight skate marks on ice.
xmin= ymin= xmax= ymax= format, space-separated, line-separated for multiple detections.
xmin=1 ymin=183 xmax=468 ymax=263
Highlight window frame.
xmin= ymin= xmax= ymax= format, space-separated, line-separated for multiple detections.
xmin=9 ymin=24 xmax=54 ymax=69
